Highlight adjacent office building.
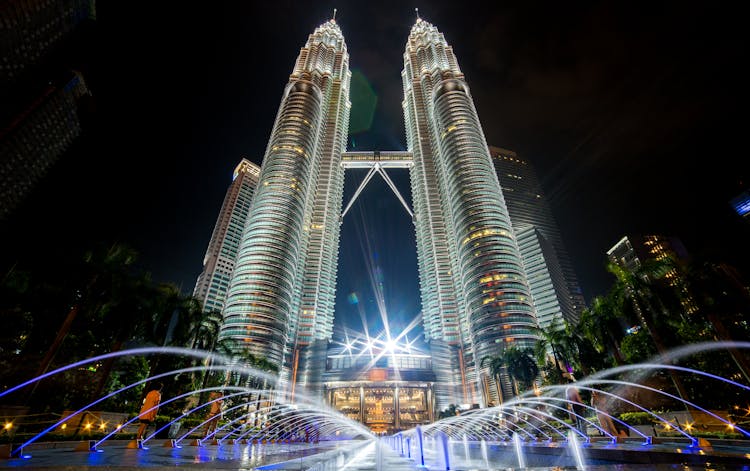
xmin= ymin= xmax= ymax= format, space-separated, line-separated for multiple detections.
xmin=607 ymin=234 xmax=696 ymax=315
xmin=0 ymin=71 xmax=90 ymax=219
xmin=0 ymin=0 xmax=96 ymax=87
xmin=489 ymin=146 xmax=585 ymax=330
xmin=193 ymin=159 xmax=261 ymax=313
xmin=1 ymin=0 xmax=96 ymax=219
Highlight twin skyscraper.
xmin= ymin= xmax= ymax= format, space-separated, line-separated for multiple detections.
xmin=206 ymin=15 xmax=541 ymax=409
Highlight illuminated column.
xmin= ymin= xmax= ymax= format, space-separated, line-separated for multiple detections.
xmin=403 ymin=17 xmax=466 ymax=409
xmin=403 ymin=17 xmax=538 ymax=405
xmin=221 ymin=19 xmax=350 ymax=373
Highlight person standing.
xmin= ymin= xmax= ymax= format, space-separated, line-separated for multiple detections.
xmin=564 ymin=376 xmax=587 ymax=435
xmin=591 ymin=390 xmax=627 ymax=438
xmin=136 ymin=383 xmax=163 ymax=441
xmin=203 ymin=391 xmax=224 ymax=438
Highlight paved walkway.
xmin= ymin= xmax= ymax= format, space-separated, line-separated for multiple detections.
xmin=4 ymin=438 xmax=748 ymax=470
xmin=1 ymin=440 xmax=372 ymax=470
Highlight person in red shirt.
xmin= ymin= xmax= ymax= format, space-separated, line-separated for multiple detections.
xmin=136 ymin=383 xmax=163 ymax=440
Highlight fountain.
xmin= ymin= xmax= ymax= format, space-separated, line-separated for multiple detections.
xmin=0 ymin=346 xmax=375 ymax=468
xmin=567 ymin=429 xmax=586 ymax=470
xmin=1 ymin=342 xmax=750 ymax=469
xmin=387 ymin=341 xmax=750 ymax=470
xmin=512 ymin=431 xmax=526 ymax=468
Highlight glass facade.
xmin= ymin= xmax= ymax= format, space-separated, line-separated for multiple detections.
xmin=193 ymin=159 xmax=260 ymax=313
xmin=489 ymin=146 xmax=586 ymax=326
xmin=324 ymin=347 xmax=435 ymax=434
xmin=1 ymin=72 xmax=90 ymax=219
xmin=402 ymin=19 xmax=537 ymax=406
xmin=220 ymin=20 xmax=351 ymax=391
xmin=515 ymin=226 xmax=572 ymax=331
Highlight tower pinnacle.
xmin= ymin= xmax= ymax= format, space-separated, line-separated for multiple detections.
xmin=332 ymin=8 xmax=337 ymax=21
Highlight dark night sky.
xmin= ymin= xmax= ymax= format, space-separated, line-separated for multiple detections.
xmin=3 ymin=1 xmax=748 ymax=337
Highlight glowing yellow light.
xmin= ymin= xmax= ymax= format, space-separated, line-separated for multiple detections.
xmin=85 ymin=423 xmax=92 ymax=430
xmin=684 ymin=422 xmax=693 ymax=432
xmin=727 ymin=422 xmax=735 ymax=431
xmin=99 ymin=423 xmax=106 ymax=430
xmin=115 ymin=424 xmax=122 ymax=430
xmin=663 ymin=423 xmax=672 ymax=431
xmin=61 ymin=423 xmax=67 ymax=430
xmin=4 ymin=422 xmax=12 ymax=430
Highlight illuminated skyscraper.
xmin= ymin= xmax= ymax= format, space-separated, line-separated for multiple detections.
xmin=219 ymin=15 xmax=536 ymax=407
xmin=193 ymin=159 xmax=260 ymax=313
xmin=402 ymin=17 xmax=537 ymax=405
xmin=489 ymin=146 xmax=585 ymax=328
xmin=219 ymin=17 xmax=351 ymax=395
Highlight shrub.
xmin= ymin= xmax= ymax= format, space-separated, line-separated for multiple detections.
xmin=618 ymin=412 xmax=654 ymax=425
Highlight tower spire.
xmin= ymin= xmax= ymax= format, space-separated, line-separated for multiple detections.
xmin=415 ymin=7 xmax=420 ymax=20
xmin=332 ymin=8 xmax=337 ymax=21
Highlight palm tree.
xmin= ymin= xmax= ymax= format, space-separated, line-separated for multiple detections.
xmin=34 ymin=243 xmax=139 ymax=378
xmin=607 ymin=259 xmax=692 ymax=405
xmin=579 ymin=292 xmax=626 ymax=365
xmin=191 ymin=309 xmax=223 ymax=351
xmin=606 ymin=260 xmax=678 ymax=354
xmin=534 ymin=325 xmax=573 ymax=378
xmin=482 ymin=346 xmax=539 ymax=396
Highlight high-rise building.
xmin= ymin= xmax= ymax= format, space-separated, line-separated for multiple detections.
xmin=0 ymin=71 xmax=90 ymax=219
xmin=219 ymin=18 xmax=352 ymax=396
xmin=489 ymin=146 xmax=585 ymax=328
xmin=0 ymin=0 xmax=96 ymax=87
xmin=607 ymin=234 xmax=696 ymax=315
xmin=402 ymin=18 xmax=536 ymax=406
xmin=515 ymin=226 xmax=574 ymax=331
xmin=193 ymin=159 xmax=261 ymax=313
xmin=219 ymin=15 xmax=536 ymax=408
xmin=1 ymin=0 xmax=96 ymax=220
xmin=607 ymin=235 xmax=689 ymax=273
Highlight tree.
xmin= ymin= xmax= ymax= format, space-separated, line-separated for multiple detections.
xmin=482 ymin=346 xmax=539 ymax=396
xmin=620 ymin=329 xmax=656 ymax=363
xmin=533 ymin=326 xmax=568 ymax=379
xmin=34 ymin=243 xmax=139 ymax=378
xmin=606 ymin=258 xmax=697 ymax=408
xmin=580 ymin=292 xmax=626 ymax=366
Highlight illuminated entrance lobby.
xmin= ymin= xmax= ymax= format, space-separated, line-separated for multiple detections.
xmin=323 ymin=334 xmax=436 ymax=434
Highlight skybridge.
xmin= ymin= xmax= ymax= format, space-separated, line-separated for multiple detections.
xmin=341 ymin=151 xmax=414 ymax=221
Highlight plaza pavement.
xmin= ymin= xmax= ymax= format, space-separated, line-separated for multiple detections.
xmin=0 ymin=439 xmax=413 ymax=470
